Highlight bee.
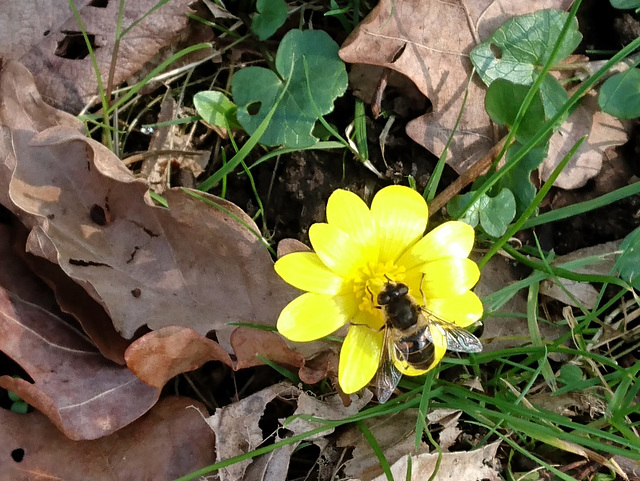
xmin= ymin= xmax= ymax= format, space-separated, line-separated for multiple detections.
xmin=375 ymin=281 xmax=482 ymax=403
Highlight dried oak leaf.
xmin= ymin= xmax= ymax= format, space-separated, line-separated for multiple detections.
xmin=124 ymin=326 xmax=319 ymax=389
xmin=0 ymin=0 xmax=204 ymax=113
xmin=11 ymin=222 xmax=130 ymax=364
xmin=206 ymin=382 xmax=301 ymax=481
xmin=0 ymin=61 xmax=297 ymax=342
xmin=339 ymin=0 xmax=572 ymax=174
xmin=0 ymin=284 xmax=159 ymax=441
xmin=347 ymin=441 xmax=502 ymax=481
xmin=541 ymin=92 xmax=628 ymax=189
xmin=0 ymin=396 xmax=215 ymax=481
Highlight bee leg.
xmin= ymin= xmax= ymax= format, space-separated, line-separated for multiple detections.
xmin=419 ymin=272 xmax=428 ymax=305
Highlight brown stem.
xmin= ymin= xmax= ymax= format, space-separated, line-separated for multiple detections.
xmin=430 ymin=135 xmax=512 ymax=213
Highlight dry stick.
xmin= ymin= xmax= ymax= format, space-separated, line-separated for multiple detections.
xmin=429 ymin=135 xmax=511 ymax=213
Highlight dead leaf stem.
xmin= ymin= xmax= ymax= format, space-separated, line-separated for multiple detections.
xmin=430 ymin=135 xmax=511 ymax=213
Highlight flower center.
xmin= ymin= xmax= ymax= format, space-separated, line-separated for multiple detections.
xmin=352 ymin=261 xmax=406 ymax=314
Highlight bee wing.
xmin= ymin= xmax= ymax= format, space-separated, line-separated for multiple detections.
xmin=421 ymin=310 xmax=483 ymax=354
xmin=376 ymin=329 xmax=403 ymax=404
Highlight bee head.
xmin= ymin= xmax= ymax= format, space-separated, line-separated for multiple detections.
xmin=377 ymin=281 xmax=409 ymax=306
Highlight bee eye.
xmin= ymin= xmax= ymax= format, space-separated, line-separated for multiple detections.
xmin=377 ymin=292 xmax=390 ymax=305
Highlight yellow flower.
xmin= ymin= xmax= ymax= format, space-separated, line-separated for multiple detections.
xmin=275 ymin=185 xmax=482 ymax=395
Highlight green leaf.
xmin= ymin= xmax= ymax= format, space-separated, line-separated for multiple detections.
xmin=193 ymin=91 xmax=241 ymax=130
xmin=232 ymin=29 xmax=348 ymax=148
xmin=251 ymin=0 xmax=288 ymax=41
xmin=598 ymin=68 xmax=640 ymax=119
xmin=610 ymin=0 xmax=640 ymax=9
xmin=558 ymin=364 xmax=583 ymax=386
xmin=11 ymin=401 xmax=28 ymax=414
xmin=615 ymin=225 xmax=640 ymax=287
xmin=485 ymin=79 xmax=548 ymax=143
xmin=497 ymin=142 xmax=548 ymax=218
xmin=7 ymin=390 xmax=22 ymax=403
xmin=471 ymin=9 xmax=582 ymax=87
xmin=448 ymin=188 xmax=516 ymax=238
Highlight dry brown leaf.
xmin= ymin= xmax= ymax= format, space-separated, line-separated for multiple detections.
xmin=124 ymin=326 xmax=233 ymax=389
xmin=0 ymin=0 xmax=205 ymax=112
xmin=541 ymin=92 xmax=629 ymax=189
xmin=475 ymin=255 xmax=568 ymax=353
xmin=339 ymin=0 xmax=572 ymax=174
xmin=539 ymin=240 xmax=621 ymax=310
xmin=347 ymin=441 xmax=502 ymax=481
xmin=139 ymin=93 xmax=211 ymax=194
xmin=0 ymin=60 xmax=297 ymax=343
xmin=338 ymin=409 xmax=425 ymax=479
xmin=124 ymin=326 xmax=330 ymax=390
xmin=0 ymin=396 xmax=215 ymax=481
xmin=12 ymin=222 xmax=130 ymax=364
xmin=206 ymin=382 xmax=301 ymax=481
xmin=286 ymin=390 xmax=373 ymax=439
xmin=0 ymin=284 xmax=159 ymax=440
xmin=427 ymin=408 xmax=463 ymax=451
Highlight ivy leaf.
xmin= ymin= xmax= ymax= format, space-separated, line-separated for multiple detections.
xmin=610 ymin=0 xmax=640 ymax=9
xmin=485 ymin=79 xmax=548 ymax=144
xmin=615 ymin=226 xmax=640 ymax=287
xmin=252 ymin=0 xmax=288 ymax=41
xmin=598 ymin=68 xmax=640 ymax=119
xmin=448 ymin=188 xmax=516 ymax=238
xmin=497 ymin=142 xmax=548 ymax=218
xmin=193 ymin=91 xmax=241 ymax=130
xmin=471 ymin=9 xmax=579 ymax=118
xmin=471 ymin=9 xmax=581 ymax=86
xmin=232 ymin=29 xmax=348 ymax=148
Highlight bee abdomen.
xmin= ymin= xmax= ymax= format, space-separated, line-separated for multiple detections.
xmin=396 ymin=335 xmax=436 ymax=371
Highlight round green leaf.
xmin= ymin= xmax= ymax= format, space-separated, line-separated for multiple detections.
xmin=479 ymin=188 xmax=516 ymax=238
xmin=558 ymin=364 xmax=583 ymax=386
xmin=615 ymin=226 xmax=640 ymax=287
xmin=485 ymin=79 xmax=548 ymax=143
xmin=610 ymin=0 xmax=640 ymax=9
xmin=193 ymin=91 xmax=240 ymax=130
xmin=598 ymin=69 xmax=640 ymax=119
xmin=252 ymin=0 xmax=288 ymax=41
xmin=232 ymin=29 xmax=347 ymax=148
xmin=471 ymin=10 xmax=581 ymax=87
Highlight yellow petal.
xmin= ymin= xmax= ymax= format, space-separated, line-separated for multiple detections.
xmin=425 ymin=291 xmax=483 ymax=328
xmin=275 ymin=252 xmax=349 ymax=295
xmin=339 ymin=322 xmax=384 ymax=394
xmin=421 ymin=258 xmax=480 ymax=298
xmin=277 ymin=293 xmax=357 ymax=342
xmin=326 ymin=189 xmax=379 ymax=261
xmin=309 ymin=223 xmax=367 ymax=278
xmin=370 ymin=186 xmax=429 ymax=263
xmin=398 ymin=221 xmax=475 ymax=271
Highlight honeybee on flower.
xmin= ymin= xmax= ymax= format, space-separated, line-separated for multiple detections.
xmin=274 ymin=185 xmax=482 ymax=401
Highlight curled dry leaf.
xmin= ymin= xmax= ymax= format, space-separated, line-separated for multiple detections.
xmin=0 ymin=0 xmax=205 ymax=112
xmin=139 ymin=94 xmax=211 ymax=194
xmin=475 ymin=255 xmax=568 ymax=354
xmin=12 ymin=222 xmax=130 ymax=364
xmin=348 ymin=441 xmax=502 ymax=481
xmin=206 ymin=382 xmax=301 ymax=481
xmin=339 ymin=0 xmax=573 ymax=174
xmin=0 ymin=284 xmax=159 ymax=440
xmin=338 ymin=409 xmax=424 ymax=479
xmin=0 ymin=61 xmax=298 ymax=345
xmin=125 ymin=326 xmax=332 ymax=390
xmin=541 ymin=92 xmax=628 ymax=189
xmin=539 ymin=240 xmax=620 ymax=310
xmin=0 ymin=396 xmax=215 ymax=480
